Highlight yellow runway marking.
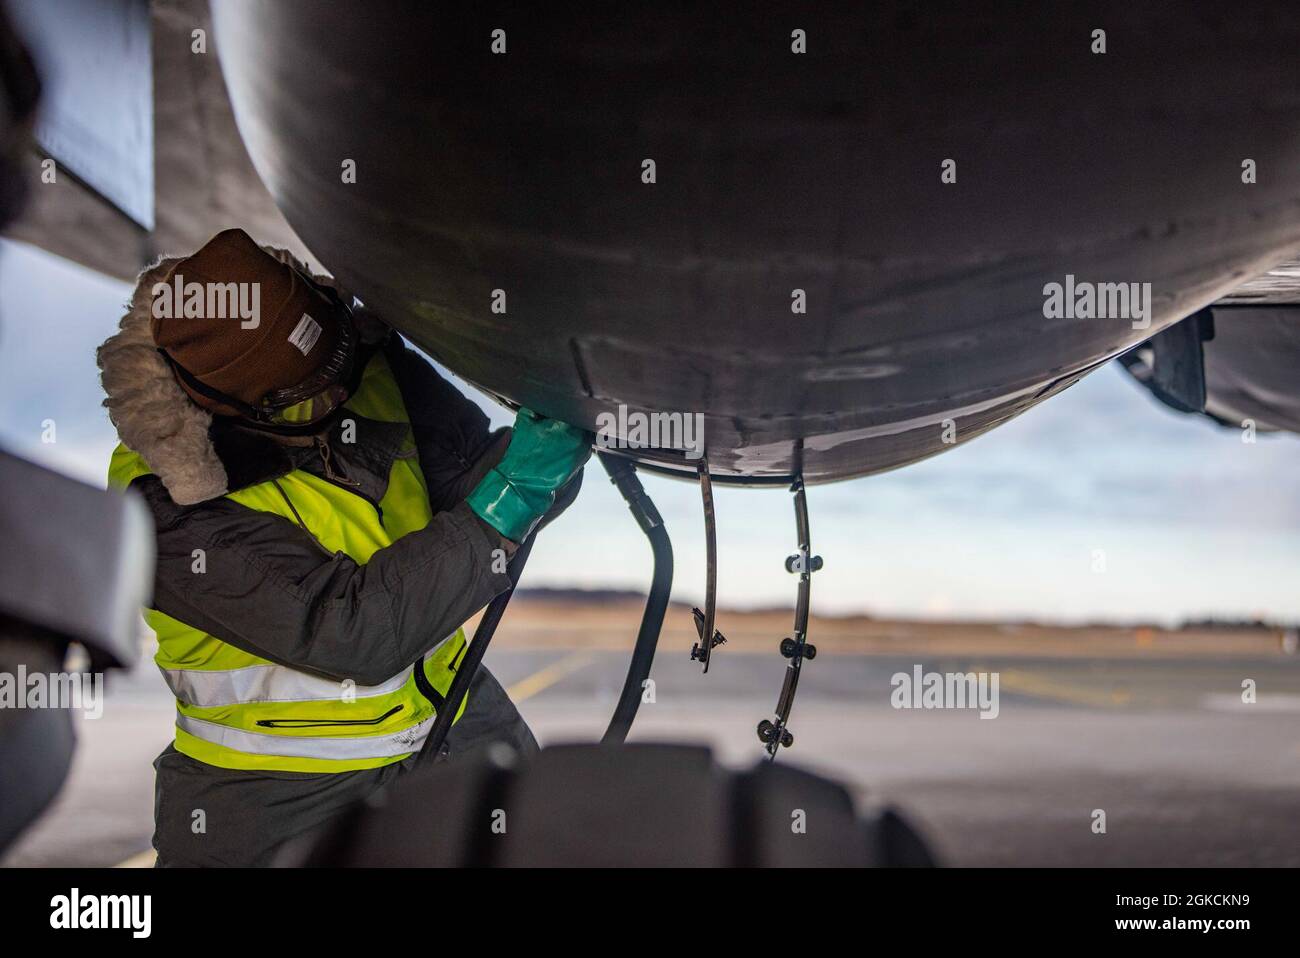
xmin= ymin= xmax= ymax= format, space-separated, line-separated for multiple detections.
xmin=996 ymin=668 xmax=1130 ymax=709
xmin=114 ymin=849 xmax=157 ymax=868
xmin=505 ymin=651 xmax=595 ymax=703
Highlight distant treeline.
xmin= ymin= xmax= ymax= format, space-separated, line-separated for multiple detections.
xmin=1179 ymin=618 xmax=1298 ymax=632
xmin=513 ymin=587 xmax=647 ymax=604
xmin=511 ymin=588 xmax=1298 ymax=632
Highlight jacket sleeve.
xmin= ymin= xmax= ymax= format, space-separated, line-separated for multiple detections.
xmin=136 ymin=476 xmax=513 ymax=686
xmin=383 ymin=335 xmax=505 ymax=515
xmin=381 ymin=333 xmax=585 ymax=534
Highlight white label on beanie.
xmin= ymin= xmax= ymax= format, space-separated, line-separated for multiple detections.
xmin=288 ymin=314 xmax=322 ymax=356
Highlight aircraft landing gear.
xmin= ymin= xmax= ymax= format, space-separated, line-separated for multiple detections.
xmin=757 ymin=468 xmax=820 ymax=760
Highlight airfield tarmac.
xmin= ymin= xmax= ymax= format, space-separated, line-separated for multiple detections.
xmin=4 ymin=600 xmax=1298 ymax=867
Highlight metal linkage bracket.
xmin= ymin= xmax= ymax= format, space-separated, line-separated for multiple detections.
xmin=757 ymin=475 xmax=821 ymax=759
xmin=690 ymin=458 xmax=726 ymax=671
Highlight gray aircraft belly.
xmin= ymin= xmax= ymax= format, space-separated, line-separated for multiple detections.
xmin=1203 ymin=307 xmax=1300 ymax=434
xmin=210 ymin=2 xmax=1300 ymax=483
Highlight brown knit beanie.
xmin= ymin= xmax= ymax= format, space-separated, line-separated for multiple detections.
xmin=150 ymin=228 xmax=344 ymax=417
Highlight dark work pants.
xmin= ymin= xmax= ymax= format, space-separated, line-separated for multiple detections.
xmin=152 ymin=666 xmax=536 ymax=867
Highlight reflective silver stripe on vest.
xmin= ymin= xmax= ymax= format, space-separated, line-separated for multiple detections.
xmin=175 ymin=710 xmax=433 ymax=760
xmin=159 ymin=633 xmax=459 ymax=708
xmin=160 ymin=663 xmax=413 ymax=708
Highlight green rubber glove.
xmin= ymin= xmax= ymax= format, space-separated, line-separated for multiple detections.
xmin=467 ymin=408 xmax=592 ymax=543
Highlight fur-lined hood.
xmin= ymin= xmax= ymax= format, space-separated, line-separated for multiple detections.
xmin=96 ymin=242 xmax=382 ymax=505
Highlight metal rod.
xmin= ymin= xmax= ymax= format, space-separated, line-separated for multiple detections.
xmin=597 ymin=453 xmax=674 ymax=744
xmin=758 ymin=466 xmax=819 ymax=761
xmin=792 ymin=478 xmax=811 ymax=646
xmin=416 ymin=534 xmax=534 ymax=764
xmin=766 ymin=479 xmax=810 ymax=758
xmin=697 ymin=458 xmax=718 ymax=673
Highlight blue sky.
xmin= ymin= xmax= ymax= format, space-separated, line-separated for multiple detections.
xmin=3 ymin=237 xmax=1298 ymax=626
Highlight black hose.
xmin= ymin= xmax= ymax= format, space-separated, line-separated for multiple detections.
xmin=416 ymin=534 xmax=534 ymax=764
xmin=598 ymin=453 xmax=674 ymax=744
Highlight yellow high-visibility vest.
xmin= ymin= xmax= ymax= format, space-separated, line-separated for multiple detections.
xmin=109 ymin=351 xmax=469 ymax=773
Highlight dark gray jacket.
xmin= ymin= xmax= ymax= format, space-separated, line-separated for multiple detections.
xmin=102 ymin=327 xmax=564 ymax=865
xmin=129 ymin=334 xmax=519 ymax=687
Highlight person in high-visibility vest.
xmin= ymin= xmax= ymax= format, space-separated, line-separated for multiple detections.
xmin=97 ymin=228 xmax=591 ymax=866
